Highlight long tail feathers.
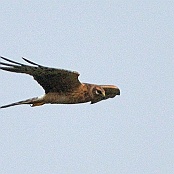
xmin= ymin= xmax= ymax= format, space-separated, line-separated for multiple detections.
xmin=0 ymin=97 xmax=44 ymax=109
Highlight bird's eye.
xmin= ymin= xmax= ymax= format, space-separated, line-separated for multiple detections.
xmin=96 ymin=90 xmax=102 ymax=95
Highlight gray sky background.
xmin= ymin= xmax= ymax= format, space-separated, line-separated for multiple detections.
xmin=0 ymin=1 xmax=174 ymax=174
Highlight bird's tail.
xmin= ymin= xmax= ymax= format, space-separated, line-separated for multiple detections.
xmin=0 ymin=97 xmax=45 ymax=109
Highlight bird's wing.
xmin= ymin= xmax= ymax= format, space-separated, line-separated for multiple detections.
xmin=0 ymin=56 xmax=81 ymax=93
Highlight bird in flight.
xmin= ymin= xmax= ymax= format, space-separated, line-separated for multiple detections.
xmin=0 ymin=56 xmax=120 ymax=108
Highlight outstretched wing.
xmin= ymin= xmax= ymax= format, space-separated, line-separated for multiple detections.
xmin=0 ymin=56 xmax=81 ymax=93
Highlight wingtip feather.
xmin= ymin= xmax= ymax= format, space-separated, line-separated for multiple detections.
xmin=22 ymin=57 xmax=43 ymax=67
xmin=0 ymin=56 xmax=25 ymax=66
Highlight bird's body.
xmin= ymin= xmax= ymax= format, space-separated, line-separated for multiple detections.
xmin=40 ymin=84 xmax=91 ymax=105
xmin=0 ymin=56 xmax=120 ymax=108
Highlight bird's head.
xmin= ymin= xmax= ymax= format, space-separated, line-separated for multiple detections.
xmin=90 ymin=84 xmax=120 ymax=104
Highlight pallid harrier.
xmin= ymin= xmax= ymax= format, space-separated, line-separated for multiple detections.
xmin=0 ymin=56 xmax=120 ymax=108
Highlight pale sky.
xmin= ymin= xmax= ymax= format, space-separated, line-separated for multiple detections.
xmin=0 ymin=1 xmax=174 ymax=174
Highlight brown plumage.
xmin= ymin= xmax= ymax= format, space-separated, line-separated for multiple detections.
xmin=0 ymin=56 xmax=120 ymax=108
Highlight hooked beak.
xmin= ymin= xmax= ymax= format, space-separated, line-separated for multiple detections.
xmin=117 ymin=88 xmax=120 ymax=95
